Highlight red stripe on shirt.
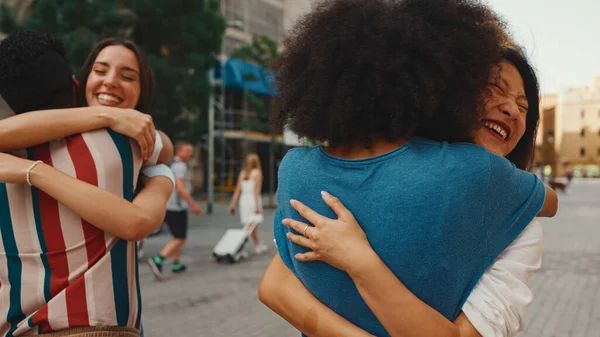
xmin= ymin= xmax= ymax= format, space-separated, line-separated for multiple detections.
xmin=30 ymin=304 xmax=52 ymax=333
xmin=64 ymin=134 xmax=109 ymax=327
xmin=32 ymin=145 xmax=70 ymax=297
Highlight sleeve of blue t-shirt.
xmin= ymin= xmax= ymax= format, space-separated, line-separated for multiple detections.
xmin=484 ymin=153 xmax=546 ymax=261
xmin=273 ymin=150 xmax=299 ymax=273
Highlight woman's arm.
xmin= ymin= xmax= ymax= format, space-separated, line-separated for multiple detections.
xmin=229 ymin=172 xmax=243 ymax=214
xmin=254 ymin=170 xmax=263 ymax=213
xmin=538 ymin=186 xmax=557 ymax=217
xmin=0 ymin=153 xmax=173 ymax=241
xmin=0 ymin=106 xmax=156 ymax=161
xmin=258 ymin=254 xmax=375 ymax=337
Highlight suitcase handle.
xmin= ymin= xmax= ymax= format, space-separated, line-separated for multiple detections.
xmin=243 ymin=215 xmax=261 ymax=235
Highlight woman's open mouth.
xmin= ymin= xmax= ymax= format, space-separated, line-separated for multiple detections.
xmin=96 ymin=93 xmax=124 ymax=105
xmin=483 ymin=119 xmax=511 ymax=142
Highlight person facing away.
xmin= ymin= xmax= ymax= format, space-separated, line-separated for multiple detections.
xmin=263 ymin=0 xmax=557 ymax=336
xmin=0 ymin=29 xmax=172 ymax=336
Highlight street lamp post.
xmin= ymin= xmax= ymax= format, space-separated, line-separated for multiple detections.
xmin=207 ymin=69 xmax=216 ymax=214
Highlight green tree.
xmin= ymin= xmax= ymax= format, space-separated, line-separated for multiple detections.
xmin=0 ymin=4 xmax=17 ymax=34
xmin=123 ymin=0 xmax=225 ymax=142
xmin=1 ymin=0 xmax=225 ymax=142
xmin=24 ymin=0 xmax=134 ymax=73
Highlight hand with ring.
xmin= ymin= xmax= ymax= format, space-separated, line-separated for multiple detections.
xmin=283 ymin=191 xmax=372 ymax=273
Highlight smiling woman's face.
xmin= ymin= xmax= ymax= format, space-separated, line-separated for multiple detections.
xmin=474 ymin=60 xmax=528 ymax=157
xmin=85 ymin=45 xmax=141 ymax=110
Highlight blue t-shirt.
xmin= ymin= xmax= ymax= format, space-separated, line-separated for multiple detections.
xmin=274 ymin=138 xmax=546 ymax=337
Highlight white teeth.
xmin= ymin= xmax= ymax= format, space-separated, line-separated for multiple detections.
xmin=97 ymin=94 xmax=122 ymax=104
xmin=484 ymin=121 xmax=508 ymax=140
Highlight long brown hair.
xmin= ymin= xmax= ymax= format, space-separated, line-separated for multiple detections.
xmin=77 ymin=38 xmax=155 ymax=113
xmin=243 ymin=153 xmax=262 ymax=179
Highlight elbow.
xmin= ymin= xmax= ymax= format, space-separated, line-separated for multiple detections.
xmin=258 ymin=271 xmax=280 ymax=308
xmin=258 ymin=275 xmax=272 ymax=306
xmin=122 ymin=215 xmax=161 ymax=242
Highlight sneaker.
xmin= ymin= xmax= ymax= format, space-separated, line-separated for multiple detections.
xmin=172 ymin=262 xmax=187 ymax=274
xmin=255 ymin=244 xmax=268 ymax=255
xmin=147 ymin=256 xmax=163 ymax=281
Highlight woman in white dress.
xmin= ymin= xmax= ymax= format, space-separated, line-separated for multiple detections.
xmin=230 ymin=153 xmax=268 ymax=254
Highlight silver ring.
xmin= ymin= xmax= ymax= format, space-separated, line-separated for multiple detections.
xmin=303 ymin=225 xmax=310 ymax=237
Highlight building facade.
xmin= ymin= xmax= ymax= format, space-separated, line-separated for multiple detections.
xmin=537 ymin=77 xmax=600 ymax=177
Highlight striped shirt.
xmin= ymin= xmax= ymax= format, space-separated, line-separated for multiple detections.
xmin=0 ymin=129 xmax=151 ymax=336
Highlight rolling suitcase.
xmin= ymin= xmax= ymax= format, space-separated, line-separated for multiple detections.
xmin=213 ymin=217 xmax=259 ymax=263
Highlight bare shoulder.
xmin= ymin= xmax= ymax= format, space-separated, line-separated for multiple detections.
xmin=251 ymin=169 xmax=263 ymax=179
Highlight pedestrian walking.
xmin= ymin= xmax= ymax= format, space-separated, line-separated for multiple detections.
xmin=229 ymin=153 xmax=268 ymax=254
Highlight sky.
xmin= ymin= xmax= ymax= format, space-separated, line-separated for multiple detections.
xmin=486 ymin=0 xmax=600 ymax=94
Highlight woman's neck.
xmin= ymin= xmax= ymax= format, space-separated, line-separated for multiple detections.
xmin=325 ymin=137 xmax=408 ymax=160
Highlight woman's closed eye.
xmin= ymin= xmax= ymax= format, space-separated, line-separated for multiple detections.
xmin=488 ymin=83 xmax=504 ymax=93
xmin=518 ymin=105 xmax=529 ymax=113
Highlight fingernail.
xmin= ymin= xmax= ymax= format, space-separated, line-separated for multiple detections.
xmin=321 ymin=191 xmax=331 ymax=198
xmin=286 ymin=232 xmax=292 ymax=238
xmin=294 ymin=254 xmax=301 ymax=259
xmin=290 ymin=199 xmax=297 ymax=206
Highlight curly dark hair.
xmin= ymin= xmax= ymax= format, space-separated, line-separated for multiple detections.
xmin=270 ymin=0 xmax=509 ymax=147
xmin=0 ymin=29 xmax=74 ymax=113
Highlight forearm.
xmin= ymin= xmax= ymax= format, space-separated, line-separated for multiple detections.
xmin=177 ymin=189 xmax=197 ymax=207
xmin=259 ymin=256 xmax=374 ymax=337
xmin=254 ymin=189 xmax=261 ymax=208
xmin=30 ymin=163 xmax=166 ymax=241
xmin=230 ymin=189 xmax=241 ymax=207
xmin=348 ymin=249 xmax=464 ymax=337
xmin=0 ymin=106 xmax=114 ymax=151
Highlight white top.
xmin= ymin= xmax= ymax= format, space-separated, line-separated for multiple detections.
xmin=239 ymin=169 xmax=264 ymax=224
xmin=462 ymin=219 xmax=543 ymax=337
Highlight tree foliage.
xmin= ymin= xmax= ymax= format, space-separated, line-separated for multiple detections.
xmin=0 ymin=0 xmax=225 ymax=142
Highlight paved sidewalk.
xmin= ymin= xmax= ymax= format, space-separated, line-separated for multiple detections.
xmin=139 ymin=180 xmax=600 ymax=337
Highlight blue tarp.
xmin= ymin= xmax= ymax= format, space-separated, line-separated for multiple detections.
xmin=214 ymin=59 xmax=276 ymax=97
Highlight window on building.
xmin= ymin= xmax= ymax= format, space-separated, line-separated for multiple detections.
xmin=580 ymin=147 xmax=586 ymax=158
xmin=581 ymin=128 xmax=586 ymax=137
xmin=581 ymin=109 xmax=585 ymax=118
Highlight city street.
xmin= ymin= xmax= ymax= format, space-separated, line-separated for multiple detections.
xmin=139 ymin=180 xmax=600 ymax=337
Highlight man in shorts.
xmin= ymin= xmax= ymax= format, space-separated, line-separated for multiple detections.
xmin=148 ymin=141 xmax=203 ymax=279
